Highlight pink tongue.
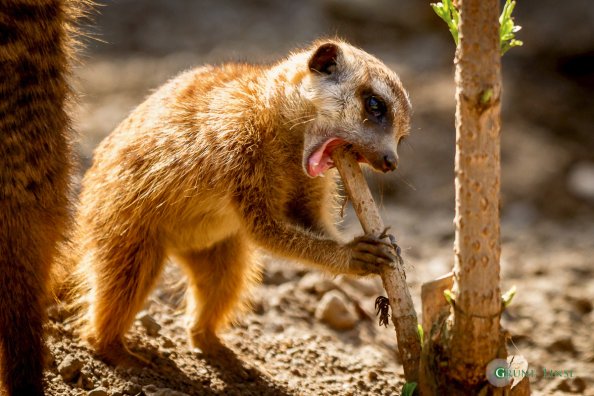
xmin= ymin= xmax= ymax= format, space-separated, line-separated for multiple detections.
xmin=307 ymin=138 xmax=342 ymax=177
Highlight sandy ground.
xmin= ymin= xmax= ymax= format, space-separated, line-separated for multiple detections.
xmin=42 ymin=1 xmax=594 ymax=394
xmin=44 ymin=209 xmax=594 ymax=395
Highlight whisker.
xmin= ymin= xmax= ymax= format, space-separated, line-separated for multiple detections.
xmin=283 ymin=114 xmax=316 ymax=125
xmin=394 ymin=171 xmax=417 ymax=191
xmin=403 ymin=139 xmax=415 ymax=153
xmin=289 ymin=117 xmax=315 ymax=131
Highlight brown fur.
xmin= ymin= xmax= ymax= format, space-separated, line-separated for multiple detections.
xmin=68 ymin=39 xmax=411 ymax=364
xmin=0 ymin=0 xmax=84 ymax=394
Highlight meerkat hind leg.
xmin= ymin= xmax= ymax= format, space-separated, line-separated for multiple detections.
xmin=177 ymin=234 xmax=260 ymax=356
xmin=85 ymin=237 xmax=165 ymax=367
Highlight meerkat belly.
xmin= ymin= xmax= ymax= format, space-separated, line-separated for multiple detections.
xmin=162 ymin=195 xmax=241 ymax=253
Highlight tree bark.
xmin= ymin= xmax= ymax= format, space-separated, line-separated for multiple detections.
xmin=450 ymin=0 xmax=503 ymax=387
xmin=420 ymin=0 xmax=506 ymax=394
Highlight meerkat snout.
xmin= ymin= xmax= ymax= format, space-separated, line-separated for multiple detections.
xmin=382 ymin=152 xmax=398 ymax=172
xmin=300 ymin=41 xmax=411 ymax=178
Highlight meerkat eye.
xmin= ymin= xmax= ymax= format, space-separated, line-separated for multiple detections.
xmin=365 ymin=96 xmax=387 ymax=119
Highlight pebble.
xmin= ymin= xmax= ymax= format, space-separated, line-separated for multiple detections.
xmin=566 ymin=295 xmax=593 ymax=315
xmin=556 ymin=377 xmax=587 ymax=393
xmin=336 ymin=275 xmax=382 ymax=296
xmin=546 ymin=337 xmax=577 ymax=354
xmin=88 ymin=388 xmax=109 ymax=396
xmin=161 ymin=337 xmax=176 ymax=349
xmin=568 ymin=161 xmax=594 ymax=202
xmin=77 ymin=370 xmax=95 ymax=390
xmin=315 ymin=290 xmax=358 ymax=331
xmin=122 ymin=382 xmax=142 ymax=395
xmin=137 ymin=311 xmax=161 ymax=336
xmin=299 ymin=272 xmax=337 ymax=295
xmin=58 ymin=355 xmax=83 ymax=382
xmin=264 ymin=268 xmax=292 ymax=285
xmin=145 ymin=387 xmax=190 ymax=396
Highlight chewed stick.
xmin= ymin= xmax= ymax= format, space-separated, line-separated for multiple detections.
xmin=332 ymin=146 xmax=421 ymax=383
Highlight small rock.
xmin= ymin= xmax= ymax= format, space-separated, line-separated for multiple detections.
xmin=547 ymin=337 xmax=577 ymax=354
xmin=265 ymin=322 xmax=284 ymax=333
xmin=145 ymin=388 xmax=190 ymax=396
xmin=143 ymin=385 xmax=157 ymax=394
xmin=315 ymin=290 xmax=358 ymax=331
xmin=88 ymin=388 xmax=109 ymax=396
xmin=251 ymin=296 xmax=265 ymax=315
xmin=77 ymin=370 xmax=94 ymax=390
xmin=314 ymin=279 xmax=338 ymax=295
xmin=566 ymin=295 xmax=593 ymax=315
xmin=367 ymin=370 xmax=379 ymax=382
xmin=568 ymin=162 xmax=594 ymax=202
xmin=290 ymin=368 xmax=303 ymax=377
xmin=299 ymin=272 xmax=337 ymax=295
xmin=357 ymin=379 xmax=368 ymax=387
xmin=556 ymin=377 xmax=587 ymax=394
xmin=336 ymin=275 xmax=382 ymax=296
xmin=58 ymin=355 xmax=83 ymax=382
xmin=263 ymin=267 xmax=296 ymax=285
xmin=122 ymin=382 xmax=142 ymax=395
xmin=161 ymin=337 xmax=175 ymax=349
xmin=137 ymin=311 xmax=161 ymax=336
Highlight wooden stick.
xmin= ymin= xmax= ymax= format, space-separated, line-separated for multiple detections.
xmin=332 ymin=147 xmax=421 ymax=383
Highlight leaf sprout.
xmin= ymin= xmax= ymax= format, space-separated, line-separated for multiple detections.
xmin=431 ymin=0 xmax=523 ymax=55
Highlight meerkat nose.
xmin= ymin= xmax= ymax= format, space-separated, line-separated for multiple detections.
xmin=382 ymin=153 xmax=398 ymax=172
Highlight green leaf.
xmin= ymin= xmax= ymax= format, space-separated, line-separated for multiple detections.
xmin=481 ymin=88 xmax=494 ymax=104
xmin=430 ymin=0 xmax=459 ymax=45
xmin=431 ymin=0 xmax=523 ymax=56
xmin=499 ymin=0 xmax=523 ymax=55
xmin=502 ymin=285 xmax=517 ymax=307
xmin=417 ymin=323 xmax=425 ymax=348
xmin=402 ymin=382 xmax=418 ymax=396
xmin=444 ymin=289 xmax=455 ymax=306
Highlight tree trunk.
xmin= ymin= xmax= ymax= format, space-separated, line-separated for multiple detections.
xmin=420 ymin=0 xmax=506 ymax=393
xmin=450 ymin=0 xmax=503 ymax=385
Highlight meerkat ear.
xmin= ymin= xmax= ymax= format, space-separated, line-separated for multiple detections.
xmin=308 ymin=43 xmax=340 ymax=75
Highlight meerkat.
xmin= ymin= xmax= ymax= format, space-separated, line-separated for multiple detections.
xmin=70 ymin=39 xmax=411 ymax=366
xmin=0 ymin=0 xmax=81 ymax=394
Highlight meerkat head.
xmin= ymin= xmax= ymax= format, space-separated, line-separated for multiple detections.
xmin=297 ymin=40 xmax=411 ymax=178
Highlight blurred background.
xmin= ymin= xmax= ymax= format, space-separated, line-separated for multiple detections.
xmin=75 ymin=0 xmax=594 ymax=225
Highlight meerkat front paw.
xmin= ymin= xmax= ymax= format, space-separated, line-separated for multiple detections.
xmin=345 ymin=234 xmax=398 ymax=276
